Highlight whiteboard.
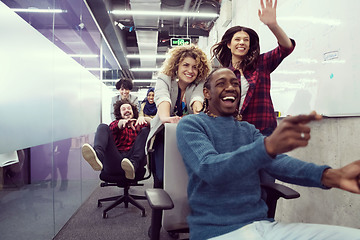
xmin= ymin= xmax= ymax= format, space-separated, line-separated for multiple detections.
xmin=259 ymin=0 xmax=360 ymax=117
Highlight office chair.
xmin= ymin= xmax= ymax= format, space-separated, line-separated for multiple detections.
xmin=145 ymin=123 xmax=300 ymax=240
xmin=98 ymin=162 xmax=151 ymax=219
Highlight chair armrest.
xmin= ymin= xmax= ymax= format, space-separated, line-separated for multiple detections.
xmin=145 ymin=188 xmax=174 ymax=210
xmin=261 ymin=182 xmax=300 ymax=219
xmin=261 ymin=182 xmax=300 ymax=199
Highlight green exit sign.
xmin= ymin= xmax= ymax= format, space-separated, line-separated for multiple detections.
xmin=170 ymin=38 xmax=191 ymax=47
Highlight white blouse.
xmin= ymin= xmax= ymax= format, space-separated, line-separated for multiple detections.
xmin=240 ymin=75 xmax=249 ymax=110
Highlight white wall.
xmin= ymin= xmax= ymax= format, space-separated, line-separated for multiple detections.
xmin=276 ymin=117 xmax=360 ymax=228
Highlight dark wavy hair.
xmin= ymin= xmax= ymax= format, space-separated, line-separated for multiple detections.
xmin=211 ymin=26 xmax=260 ymax=72
xmin=113 ymin=99 xmax=139 ymax=120
xmin=115 ymin=78 xmax=133 ymax=90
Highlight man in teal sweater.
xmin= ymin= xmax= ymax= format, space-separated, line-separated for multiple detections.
xmin=176 ymin=68 xmax=360 ymax=240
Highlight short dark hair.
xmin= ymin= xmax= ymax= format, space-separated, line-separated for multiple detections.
xmin=113 ymin=99 xmax=139 ymax=120
xmin=115 ymin=78 xmax=133 ymax=90
xmin=204 ymin=67 xmax=241 ymax=91
xmin=204 ymin=67 xmax=223 ymax=90
xmin=202 ymin=68 xmax=241 ymax=119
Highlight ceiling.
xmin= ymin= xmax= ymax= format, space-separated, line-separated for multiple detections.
xmin=2 ymin=0 xmax=220 ymax=91
xmin=88 ymin=0 xmax=221 ymax=91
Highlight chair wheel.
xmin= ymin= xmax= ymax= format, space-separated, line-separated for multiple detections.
xmin=141 ymin=211 xmax=146 ymax=217
xmin=98 ymin=202 xmax=102 ymax=207
xmin=102 ymin=212 xmax=108 ymax=219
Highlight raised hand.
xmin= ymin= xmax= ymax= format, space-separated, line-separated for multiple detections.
xmin=265 ymin=111 xmax=322 ymax=156
xmin=258 ymin=0 xmax=278 ymax=27
xmin=118 ymin=119 xmax=136 ymax=130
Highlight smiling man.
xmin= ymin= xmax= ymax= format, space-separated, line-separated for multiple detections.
xmin=110 ymin=78 xmax=139 ymax=121
xmin=82 ymin=99 xmax=151 ymax=180
xmin=176 ymin=68 xmax=360 ymax=240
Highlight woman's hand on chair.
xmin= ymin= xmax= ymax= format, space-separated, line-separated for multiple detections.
xmin=136 ymin=116 xmax=147 ymax=126
xmin=160 ymin=116 xmax=182 ymax=124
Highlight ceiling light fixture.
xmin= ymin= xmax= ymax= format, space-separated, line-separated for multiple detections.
xmin=127 ymin=54 xmax=166 ymax=59
xmin=130 ymin=68 xmax=160 ymax=72
xmin=133 ymin=79 xmax=157 ymax=83
xmin=11 ymin=8 xmax=66 ymax=13
xmin=114 ymin=21 xmax=125 ymax=30
xmin=110 ymin=10 xmax=218 ymax=18
xmin=136 ymin=42 xmax=157 ymax=47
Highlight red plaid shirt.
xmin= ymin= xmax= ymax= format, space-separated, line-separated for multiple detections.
xmin=109 ymin=120 xmax=148 ymax=152
xmin=229 ymin=39 xmax=295 ymax=133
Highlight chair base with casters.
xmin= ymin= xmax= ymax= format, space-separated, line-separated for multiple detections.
xmin=98 ymin=181 xmax=146 ymax=218
xmin=98 ymin=166 xmax=149 ymax=218
xmin=145 ymin=123 xmax=301 ymax=240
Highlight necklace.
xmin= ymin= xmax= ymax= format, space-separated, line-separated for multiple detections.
xmin=205 ymin=111 xmax=242 ymax=121
xmin=206 ymin=111 xmax=218 ymax=118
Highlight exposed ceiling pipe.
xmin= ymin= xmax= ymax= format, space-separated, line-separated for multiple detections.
xmin=179 ymin=0 xmax=192 ymax=27
xmin=193 ymin=0 xmax=202 ymax=13
xmin=86 ymin=0 xmax=133 ymax=78
xmin=130 ymin=0 xmax=160 ymax=69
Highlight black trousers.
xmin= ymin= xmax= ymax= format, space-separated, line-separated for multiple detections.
xmin=94 ymin=123 xmax=150 ymax=177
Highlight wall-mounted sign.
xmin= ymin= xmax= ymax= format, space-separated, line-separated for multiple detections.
xmin=170 ymin=38 xmax=191 ymax=46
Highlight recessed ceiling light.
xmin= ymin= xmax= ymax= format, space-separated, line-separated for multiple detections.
xmin=110 ymin=10 xmax=218 ymax=18
xmin=127 ymin=54 xmax=166 ymax=59
xmin=11 ymin=8 xmax=66 ymax=13
xmin=130 ymin=68 xmax=160 ymax=72
xmin=133 ymin=79 xmax=157 ymax=83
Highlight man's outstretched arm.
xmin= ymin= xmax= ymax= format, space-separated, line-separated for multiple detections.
xmin=321 ymin=161 xmax=360 ymax=194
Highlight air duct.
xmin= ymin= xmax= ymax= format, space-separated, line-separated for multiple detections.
xmin=130 ymin=0 xmax=161 ymax=69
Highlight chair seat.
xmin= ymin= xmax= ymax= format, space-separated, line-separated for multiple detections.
xmin=99 ymin=167 xmax=147 ymax=183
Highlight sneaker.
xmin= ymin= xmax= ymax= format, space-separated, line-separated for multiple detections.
xmin=81 ymin=144 xmax=103 ymax=171
xmin=121 ymin=158 xmax=135 ymax=180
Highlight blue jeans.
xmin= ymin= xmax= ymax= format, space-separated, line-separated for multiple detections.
xmin=209 ymin=220 xmax=360 ymax=240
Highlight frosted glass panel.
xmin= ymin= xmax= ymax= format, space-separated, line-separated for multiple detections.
xmin=0 ymin=2 xmax=101 ymax=153
xmin=0 ymin=0 xmax=113 ymax=239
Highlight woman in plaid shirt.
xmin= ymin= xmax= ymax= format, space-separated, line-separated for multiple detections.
xmin=211 ymin=0 xmax=294 ymax=136
xmin=82 ymin=99 xmax=151 ymax=180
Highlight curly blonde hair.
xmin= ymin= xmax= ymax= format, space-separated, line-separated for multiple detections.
xmin=161 ymin=44 xmax=211 ymax=85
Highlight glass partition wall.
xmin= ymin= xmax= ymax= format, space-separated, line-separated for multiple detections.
xmin=0 ymin=1 xmax=119 ymax=239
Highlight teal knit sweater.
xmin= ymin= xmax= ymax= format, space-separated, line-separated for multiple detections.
xmin=176 ymin=112 xmax=330 ymax=240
